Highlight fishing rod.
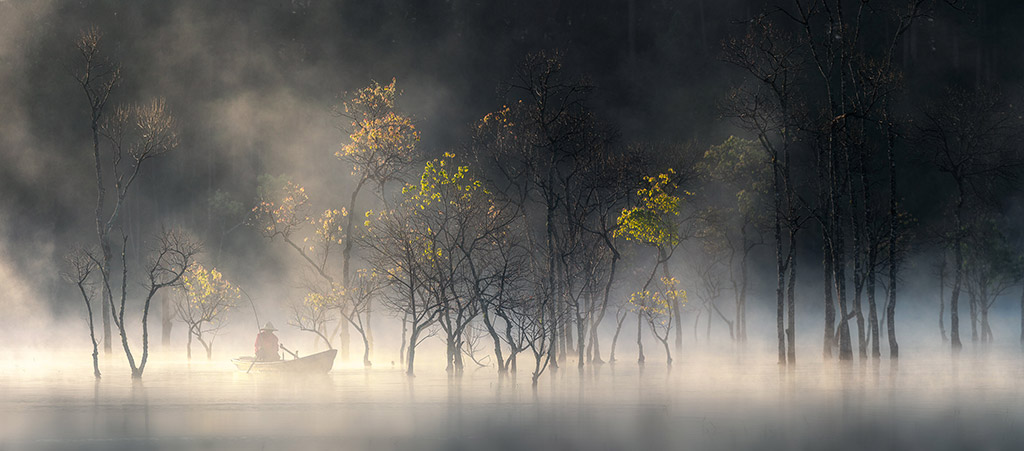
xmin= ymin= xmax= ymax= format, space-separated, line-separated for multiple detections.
xmin=238 ymin=286 xmax=261 ymax=330
xmin=238 ymin=286 xmax=262 ymax=373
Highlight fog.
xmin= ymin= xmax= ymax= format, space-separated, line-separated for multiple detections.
xmin=5 ymin=0 xmax=1024 ymax=449
xmin=5 ymin=348 xmax=1024 ymax=450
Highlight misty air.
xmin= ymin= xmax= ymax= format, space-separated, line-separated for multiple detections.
xmin=3 ymin=1 xmax=1024 ymax=450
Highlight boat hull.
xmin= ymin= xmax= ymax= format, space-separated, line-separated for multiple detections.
xmin=232 ymin=349 xmax=337 ymax=373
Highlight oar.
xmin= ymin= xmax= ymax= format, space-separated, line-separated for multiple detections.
xmin=245 ymin=351 xmax=259 ymax=373
xmin=280 ymin=344 xmax=299 ymax=360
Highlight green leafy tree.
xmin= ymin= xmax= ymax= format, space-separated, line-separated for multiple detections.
xmin=695 ymin=136 xmax=769 ymax=343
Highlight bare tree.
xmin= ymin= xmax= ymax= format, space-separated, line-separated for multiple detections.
xmin=918 ymin=88 xmax=1024 ymax=352
xmin=289 ymin=283 xmax=337 ymax=351
xmin=333 ymin=269 xmax=387 ymax=367
xmin=73 ymin=27 xmax=121 ymax=355
xmin=91 ymin=229 xmax=200 ymax=378
xmin=723 ymin=16 xmax=803 ymax=365
xmin=63 ymin=248 xmax=102 ymax=378
xmin=363 ymin=201 xmax=439 ymax=376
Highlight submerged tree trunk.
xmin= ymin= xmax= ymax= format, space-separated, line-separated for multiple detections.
xmin=737 ymin=232 xmax=750 ymax=343
xmin=161 ymin=291 xmax=173 ymax=348
xmin=823 ymin=242 xmax=835 ymax=358
xmin=636 ymin=310 xmax=645 ymax=366
xmin=483 ymin=307 xmax=506 ymax=373
xmin=662 ymin=247 xmax=682 ymax=354
xmin=773 ymin=156 xmax=786 ymax=365
xmin=589 ymin=248 xmax=618 ymax=364
xmin=609 ymin=312 xmax=626 ymax=363
xmin=77 ymin=281 xmax=101 ymax=378
xmin=939 ymin=259 xmax=948 ymax=343
xmin=400 ymin=312 xmax=408 ymax=366
xmin=849 ymin=151 xmax=866 ymax=360
xmin=886 ymin=127 xmax=899 ymax=360
xmin=406 ymin=328 xmax=420 ymax=376
xmin=830 ymin=141 xmax=852 ymax=361
xmin=786 ymin=233 xmax=797 ymax=364
xmin=1019 ymin=281 xmax=1024 ymax=347
xmin=969 ymin=287 xmax=979 ymax=343
xmin=341 ymin=178 xmax=368 ymax=362
xmin=950 ymin=184 xmax=965 ymax=352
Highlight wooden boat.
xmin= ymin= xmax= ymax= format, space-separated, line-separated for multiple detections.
xmin=232 ymin=349 xmax=337 ymax=373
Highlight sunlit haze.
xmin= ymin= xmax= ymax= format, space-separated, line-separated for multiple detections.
xmin=3 ymin=1 xmax=1024 ymax=450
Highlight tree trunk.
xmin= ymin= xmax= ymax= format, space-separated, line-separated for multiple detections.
xmin=406 ymin=328 xmax=419 ymax=376
xmin=981 ymin=303 xmax=991 ymax=343
xmin=832 ymin=149 xmax=853 ymax=361
xmin=823 ymin=239 xmax=835 ymax=359
xmin=1019 ymin=281 xmax=1024 ymax=347
xmin=969 ymin=288 xmax=978 ymax=342
xmin=366 ymin=301 xmax=373 ymax=361
xmin=589 ymin=249 xmax=618 ymax=364
xmin=636 ymin=311 xmax=645 ymax=366
xmin=80 ymin=282 xmax=101 ymax=378
xmin=453 ymin=335 xmax=464 ymax=373
xmin=786 ymin=234 xmax=797 ymax=364
xmin=887 ymin=127 xmax=898 ymax=360
xmin=546 ymin=191 xmax=559 ymax=372
xmin=867 ymin=260 xmax=880 ymax=359
xmin=950 ymin=184 xmax=965 ymax=352
xmin=358 ymin=324 xmax=372 ymax=367
xmin=340 ymin=320 xmax=351 ymax=361
xmin=161 ymin=292 xmax=172 ymax=348
xmin=940 ymin=260 xmax=948 ymax=343
xmin=660 ymin=334 xmax=672 ymax=365
xmin=482 ymin=306 xmax=506 ymax=373
xmin=400 ymin=312 xmax=408 ymax=366
xmin=738 ymin=232 xmax=749 ymax=343
xmin=773 ymin=156 xmax=786 ymax=365
xmin=91 ymin=115 xmax=113 ymax=356
xmin=341 ymin=178 xmax=368 ymax=362
xmin=849 ymin=149 xmax=866 ymax=360
xmin=197 ymin=334 xmax=213 ymax=360
xmin=609 ymin=312 xmax=626 ymax=363
xmin=662 ymin=247 xmax=682 ymax=354
xmin=577 ymin=311 xmax=586 ymax=370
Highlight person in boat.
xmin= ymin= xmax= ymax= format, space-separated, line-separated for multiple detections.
xmin=254 ymin=322 xmax=281 ymax=361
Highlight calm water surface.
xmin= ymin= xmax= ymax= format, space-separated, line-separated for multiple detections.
xmin=3 ymin=349 xmax=1024 ymax=450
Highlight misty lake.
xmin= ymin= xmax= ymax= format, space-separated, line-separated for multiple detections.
xmin=4 ymin=348 xmax=1024 ymax=450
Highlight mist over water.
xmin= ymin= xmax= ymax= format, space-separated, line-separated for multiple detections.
xmin=4 ymin=348 xmax=1024 ymax=450
xmin=5 ymin=1 xmax=1024 ymax=450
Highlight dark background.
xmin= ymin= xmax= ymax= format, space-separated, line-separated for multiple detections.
xmin=1 ymin=0 xmax=1021 ymax=332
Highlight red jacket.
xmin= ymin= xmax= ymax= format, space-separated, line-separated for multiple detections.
xmin=255 ymin=331 xmax=280 ymax=361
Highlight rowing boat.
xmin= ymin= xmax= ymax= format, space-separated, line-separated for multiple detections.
xmin=232 ymin=349 xmax=337 ymax=373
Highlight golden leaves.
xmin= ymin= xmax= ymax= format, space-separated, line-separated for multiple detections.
xmin=614 ymin=169 xmax=684 ymax=247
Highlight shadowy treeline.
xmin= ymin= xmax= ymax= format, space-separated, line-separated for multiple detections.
xmin=2 ymin=0 xmax=1024 ymax=381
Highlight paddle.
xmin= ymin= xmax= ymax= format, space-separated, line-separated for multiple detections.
xmin=245 ymin=352 xmax=258 ymax=373
xmin=280 ymin=344 xmax=299 ymax=360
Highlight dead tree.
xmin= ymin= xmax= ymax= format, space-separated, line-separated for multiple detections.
xmin=91 ymin=230 xmax=199 ymax=378
xmin=73 ymin=27 xmax=121 ymax=355
xmin=63 ymin=248 xmax=102 ymax=378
